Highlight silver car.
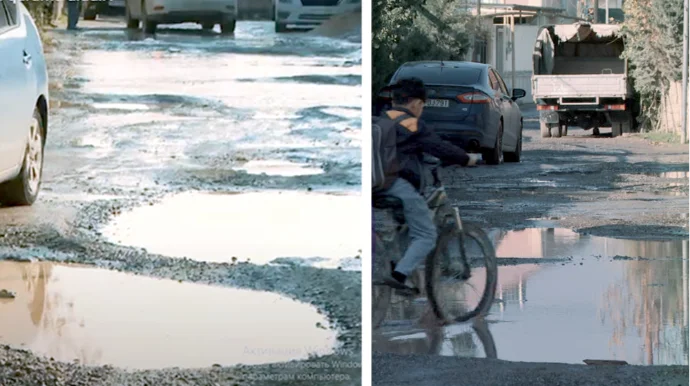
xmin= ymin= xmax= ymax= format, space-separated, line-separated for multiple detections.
xmin=0 ymin=0 xmax=49 ymax=207
xmin=125 ymin=0 xmax=238 ymax=34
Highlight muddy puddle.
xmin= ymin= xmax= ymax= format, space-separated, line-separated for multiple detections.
xmin=0 ymin=261 xmax=335 ymax=369
xmin=102 ymin=191 xmax=361 ymax=269
xmin=375 ymin=228 xmax=689 ymax=365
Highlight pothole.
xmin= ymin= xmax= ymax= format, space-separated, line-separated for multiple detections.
xmin=234 ymin=160 xmax=324 ymax=176
xmin=102 ymin=191 xmax=361 ymax=269
xmin=0 ymin=261 xmax=335 ymax=369
xmin=374 ymin=229 xmax=689 ymax=365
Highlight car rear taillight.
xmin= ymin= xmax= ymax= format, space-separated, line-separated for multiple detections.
xmin=457 ymin=92 xmax=490 ymax=104
xmin=537 ymin=105 xmax=559 ymax=111
xmin=604 ymin=104 xmax=626 ymax=111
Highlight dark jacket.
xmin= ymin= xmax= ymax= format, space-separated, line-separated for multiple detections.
xmin=383 ymin=107 xmax=470 ymax=191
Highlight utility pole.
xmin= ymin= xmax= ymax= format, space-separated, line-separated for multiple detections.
xmin=593 ymin=0 xmax=599 ymax=23
xmin=511 ymin=14 xmax=516 ymax=94
xmin=681 ymin=0 xmax=688 ymax=143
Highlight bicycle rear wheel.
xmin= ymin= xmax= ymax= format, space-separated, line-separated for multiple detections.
xmin=372 ymin=232 xmax=393 ymax=329
xmin=425 ymin=222 xmax=498 ymax=323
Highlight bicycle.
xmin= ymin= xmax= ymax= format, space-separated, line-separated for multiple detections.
xmin=372 ymin=157 xmax=498 ymax=328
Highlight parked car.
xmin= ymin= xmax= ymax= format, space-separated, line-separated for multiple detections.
xmin=377 ymin=61 xmax=526 ymax=164
xmin=273 ymin=0 xmax=361 ymax=33
xmin=84 ymin=0 xmax=126 ymax=21
xmin=0 ymin=0 xmax=49 ymax=206
xmin=125 ymin=0 xmax=238 ymax=34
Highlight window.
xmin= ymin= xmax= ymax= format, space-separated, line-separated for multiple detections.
xmin=494 ymin=71 xmax=510 ymax=95
xmin=1 ymin=0 xmax=17 ymax=27
xmin=488 ymin=69 xmax=500 ymax=91
xmin=0 ymin=1 xmax=10 ymax=30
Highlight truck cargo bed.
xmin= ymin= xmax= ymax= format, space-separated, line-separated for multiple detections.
xmin=532 ymin=74 xmax=629 ymax=100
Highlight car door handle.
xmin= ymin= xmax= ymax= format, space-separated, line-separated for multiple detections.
xmin=22 ymin=51 xmax=32 ymax=66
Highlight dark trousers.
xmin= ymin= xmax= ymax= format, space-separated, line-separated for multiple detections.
xmin=67 ymin=0 xmax=80 ymax=30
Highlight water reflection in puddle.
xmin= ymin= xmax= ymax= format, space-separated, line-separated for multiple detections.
xmin=102 ymin=191 xmax=361 ymax=268
xmin=374 ymin=229 xmax=689 ymax=365
xmin=0 ymin=261 xmax=335 ymax=369
xmin=235 ymin=160 xmax=324 ymax=176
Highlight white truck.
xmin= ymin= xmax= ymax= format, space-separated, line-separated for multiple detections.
xmin=532 ymin=23 xmax=637 ymax=138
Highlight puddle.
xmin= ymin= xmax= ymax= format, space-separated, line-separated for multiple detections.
xmin=374 ymin=229 xmax=689 ymax=365
xmin=0 ymin=261 xmax=335 ymax=369
xmin=234 ymin=160 xmax=324 ymax=177
xmin=102 ymin=191 xmax=361 ymax=267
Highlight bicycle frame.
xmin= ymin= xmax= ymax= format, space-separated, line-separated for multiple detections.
xmin=380 ymin=165 xmax=465 ymax=241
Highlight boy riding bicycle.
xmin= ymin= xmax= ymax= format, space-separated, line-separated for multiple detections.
xmin=374 ymin=77 xmax=482 ymax=293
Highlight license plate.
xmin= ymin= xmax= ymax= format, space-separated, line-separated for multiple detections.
xmin=425 ymin=99 xmax=449 ymax=108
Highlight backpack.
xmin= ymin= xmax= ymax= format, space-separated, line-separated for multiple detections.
xmin=372 ymin=114 xmax=407 ymax=192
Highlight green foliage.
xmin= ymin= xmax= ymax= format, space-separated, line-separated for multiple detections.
xmin=373 ymin=0 xmax=486 ymax=95
xmin=22 ymin=0 xmax=55 ymax=29
xmin=621 ymin=0 xmax=684 ymax=131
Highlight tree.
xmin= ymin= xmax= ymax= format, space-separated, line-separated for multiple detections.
xmin=622 ymin=0 xmax=684 ymax=131
xmin=373 ymin=0 xmax=486 ymax=96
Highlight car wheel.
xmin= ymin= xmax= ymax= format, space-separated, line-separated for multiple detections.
xmin=504 ymin=128 xmax=522 ymax=163
xmin=84 ymin=1 xmax=98 ymax=20
xmin=220 ymin=20 xmax=235 ymax=34
xmin=540 ymin=121 xmax=551 ymax=138
xmin=275 ymin=22 xmax=288 ymax=33
xmin=593 ymin=126 xmax=600 ymax=136
xmin=126 ymin=2 xmax=140 ymax=29
xmin=0 ymin=108 xmax=45 ymax=207
xmin=202 ymin=22 xmax=215 ymax=30
xmin=482 ymin=121 xmax=504 ymax=165
xmin=141 ymin=0 xmax=156 ymax=34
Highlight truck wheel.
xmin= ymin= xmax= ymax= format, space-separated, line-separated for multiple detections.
xmin=621 ymin=113 xmax=633 ymax=134
xmin=540 ymin=121 xmax=551 ymax=138
xmin=593 ymin=127 xmax=600 ymax=136
xmin=562 ymin=125 xmax=568 ymax=136
xmin=550 ymin=124 xmax=562 ymax=138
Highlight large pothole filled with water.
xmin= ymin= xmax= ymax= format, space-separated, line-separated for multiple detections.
xmin=102 ymin=191 xmax=362 ymax=270
xmin=374 ymin=228 xmax=689 ymax=366
xmin=0 ymin=261 xmax=336 ymax=369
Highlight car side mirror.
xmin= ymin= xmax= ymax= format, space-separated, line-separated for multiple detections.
xmin=512 ymin=88 xmax=526 ymax=101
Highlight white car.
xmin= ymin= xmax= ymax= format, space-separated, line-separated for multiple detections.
xmin=273 ymin=0 xmax=361 ymax=33
xmin=125 ymin=0 xmax=238 ymax=34
xmin=0 ymin=0 xmax=49 ymax=207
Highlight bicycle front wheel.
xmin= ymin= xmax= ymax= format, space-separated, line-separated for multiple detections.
xmin=425 ymin=222 xmax=498 ymax=323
